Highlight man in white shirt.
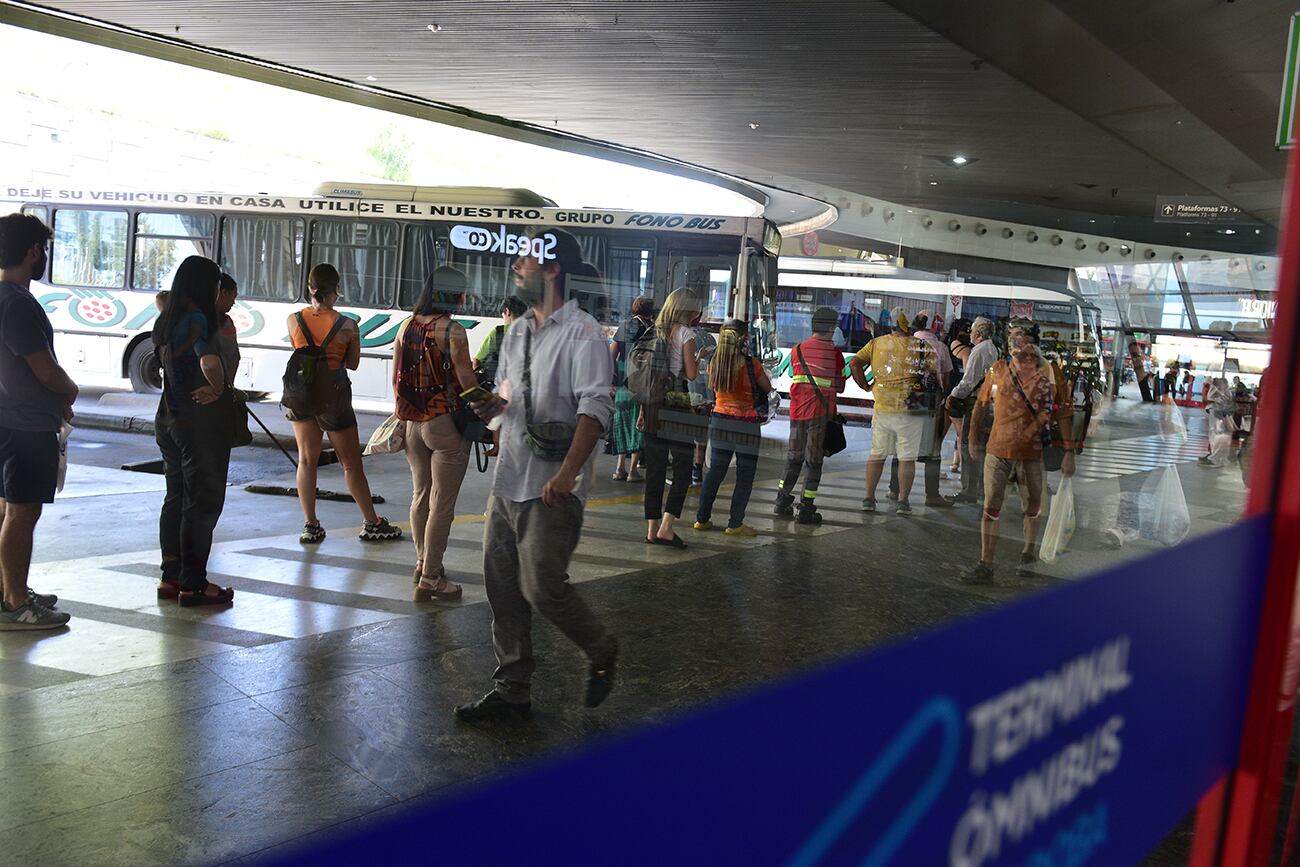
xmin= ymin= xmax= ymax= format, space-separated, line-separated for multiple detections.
xmin=946 ymin=316 xmax=998 ymax=504
xmin=457 ymin=228 xmax=619 ymax=724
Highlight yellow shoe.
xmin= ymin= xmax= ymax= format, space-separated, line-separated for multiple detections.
xmin=693 ymin=520 xmax=713 ymax=531
xmin=724 ymin=524 xmax=758 ymax=537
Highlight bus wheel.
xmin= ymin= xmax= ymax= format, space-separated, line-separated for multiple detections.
xmin=127 ymin=340 xmax=163 ymax=393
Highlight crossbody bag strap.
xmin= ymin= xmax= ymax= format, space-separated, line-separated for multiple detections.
xmin=796 ymin=344 xmax=831 ymax=416
xmin=522 ymin=324 xmax=536 ymax=427
xmin=1008 ymin=364 xmax=1049 ymax=417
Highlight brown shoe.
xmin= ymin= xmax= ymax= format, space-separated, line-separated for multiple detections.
xmin=413 ymin=577 xmax=463 ymax=602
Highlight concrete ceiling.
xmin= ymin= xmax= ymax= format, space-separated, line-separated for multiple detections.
xmin=6 ymin=0 xmax=1291 ymax=254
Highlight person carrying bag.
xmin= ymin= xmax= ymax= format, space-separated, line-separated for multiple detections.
xmin=775 ymin=307 xmax=846 ymax=525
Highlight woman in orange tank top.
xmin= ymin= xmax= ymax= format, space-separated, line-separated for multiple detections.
xmin=286 ymin=263 xmax=402 ymax=545
xmin=693 ymin=319 xmax=772 ymax=537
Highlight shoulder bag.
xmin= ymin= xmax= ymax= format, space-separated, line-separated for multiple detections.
xmin=521 ymin=325 xmax=577 ymax=462
xmin=443 ymin=319 xmax=493 ymax=447
xmin=796 ymin=344 xmax=847 ymax=456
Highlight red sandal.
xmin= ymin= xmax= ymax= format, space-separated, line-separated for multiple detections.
xmin=178 ymin=583 xmax=234 ymax=608
xmin=157 ymin=579 xmax=181 ymax=600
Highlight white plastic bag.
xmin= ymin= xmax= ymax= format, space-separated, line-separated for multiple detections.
xmin=1161 ymin=398 xmax=1188 ymax=442
xmin=1039 ymin=476 xmax=1076 ymax=563
xmin=56 ymin=423 xmax=72 ymax=493
xmin=364 ymin=415 xmax=406 ymax=456
xmin=1207 ymin=414 xmax=1236 ymax=466
xmin=1138 ymin=465 xmax=1191 ymax=546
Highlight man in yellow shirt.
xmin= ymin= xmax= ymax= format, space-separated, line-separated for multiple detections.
xmin=849 ymin=307 xmax=940 ymax=515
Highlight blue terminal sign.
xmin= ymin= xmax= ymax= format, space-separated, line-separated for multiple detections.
xmin=280 ymin=519 xmax=1269 ymax=866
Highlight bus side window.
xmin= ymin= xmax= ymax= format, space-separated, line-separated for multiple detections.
xmin=220 ymin=215 xmax=304 ymax=302
xmin=668 ymin=254 xmax=733 ymax=324
xmin=309 ymin=219 xmax=398 ymax=309
xmin=51 ymin=208 xmax=129 ymax=288
xmin=133 ymin=211 xmax=215 ymax=292
xmin=399 ymin=223 xmax=448 ymax=310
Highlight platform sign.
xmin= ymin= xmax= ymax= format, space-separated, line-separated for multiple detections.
xmin=1278 ymin=12 xmax=1300 ymax=149
xmin=1153 ymin=196 xmax=1248 ymax=224
xmin=277 ymin=518 xmax=1270 ymax=866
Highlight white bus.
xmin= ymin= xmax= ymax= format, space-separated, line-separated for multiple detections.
xmin=1 ymin=182 xmax=782 ymax=407
xmin=771 ymin=256 xmax=1104 ymax=407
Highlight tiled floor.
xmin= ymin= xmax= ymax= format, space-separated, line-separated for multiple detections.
xmin=0 ymin=398 xmax=1247 ymax=864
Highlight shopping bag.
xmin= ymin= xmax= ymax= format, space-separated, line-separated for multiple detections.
xmin=363 ymin=415 xmax=406 ymax=456
xmin=1138 ymin=465 xmax=1191 ymax=546
xmin=1160 ymin=397 xmax=1188 ymax=442
xmin=1039 ymin=476 xmax=1076 ymax=563
xmin=56 ymin=423 xmax=72 ymax=493
xmin=1208 ymin=415 xmax=1235 ymax=466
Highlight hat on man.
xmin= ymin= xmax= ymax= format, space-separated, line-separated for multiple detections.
xmin=811 ymin=306 xmax=839 ymax=334
xmin=913 ymin=308 xmax=934 ymax=328
xmin=888 ymin=306 xmax=911 ymax=331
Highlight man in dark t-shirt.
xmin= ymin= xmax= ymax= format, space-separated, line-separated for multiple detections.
xmin=0 ymin=213 xmax=79 ymax=630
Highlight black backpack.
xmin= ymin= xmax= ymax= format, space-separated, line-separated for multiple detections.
xmin=282 ymin=312 xmax=346 ymax=417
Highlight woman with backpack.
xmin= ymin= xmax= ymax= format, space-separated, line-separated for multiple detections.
xmin=609 ymin=296 xmax=654 ymax=482
xmin=394 ymin=266 xmax=479 ymax=601
xmin=286 ymin=263 xmax=402 ymax=545
xmin=945 ymin=318 xmax=973 ymax=476
xmin=693 ymin=319 xmax=771 ymax=537
xmin=153 ymin=256 xmax=237 ymax=607
xmin=638 ymin=288 xmax=702 ymax=549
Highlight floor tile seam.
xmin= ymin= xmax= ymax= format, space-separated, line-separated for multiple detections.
xmin=241 ymin=694 xmax=409 ymax=803
xmin=0 ymin=692 xmax=261 ymax=764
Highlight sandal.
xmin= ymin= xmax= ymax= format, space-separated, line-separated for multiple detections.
xmin=413 ymin=579 xmax=463 ymax=602
xmin=359 ymin=518 xmax=402 ymax=542
xmin=651 ymin=534 xmax=688 ymax=549
xmin=157 ymin=579 xmax=181 ymax=600
xmin=178 ymin=583 xmax=234 ymax=608
xmin=612 ymin=470 xmax=628 ymax=482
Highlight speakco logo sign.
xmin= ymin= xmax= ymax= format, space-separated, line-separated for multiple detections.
xmin=450 ymin=224 xmax=556 ymax=264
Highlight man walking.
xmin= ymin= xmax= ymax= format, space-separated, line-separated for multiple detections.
xmin=457 ymin=228 xmax=618 ymax=723
xmin=0 ymin=214 xmax=75 ymax=629
xmin=961 ymin=321 xmax=1075 ymax=584
xmin=946 ymin=316 xmax=997 ymax=505
xmin=775 ymin=306 xmax=846 ymax=525
xmin=850 ymin=307 xmax=938 ymax=515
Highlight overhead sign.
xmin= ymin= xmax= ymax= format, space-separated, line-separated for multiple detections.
xmin=1278 ymin=13 xmax=1300 ymax=149
xmin=277 ymin=519 xmax=1270 ymax=867
xmin=1154 ymin=196 xmax=1247 ymax=224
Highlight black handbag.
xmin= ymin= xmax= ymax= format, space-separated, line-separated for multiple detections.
xmin=442 ymin=320 xmax=493 ymax=445
xmin=796 ymin=344 xmax=847 ymax=457
xmin=520 ymin=325 xmax=576 ymax=462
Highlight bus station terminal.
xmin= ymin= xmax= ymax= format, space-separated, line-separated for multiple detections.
xmin=0 ymin=3 xmax=1294 ymax=865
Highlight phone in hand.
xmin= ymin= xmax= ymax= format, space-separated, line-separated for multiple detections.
xmin=460 ymin=385 xmax=495 ymax=404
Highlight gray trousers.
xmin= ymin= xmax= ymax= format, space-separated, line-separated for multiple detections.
xmin=959 ymin=416 xmax=985 ymax=500
xmin=483 ymin=495 xmax=615 ymax=703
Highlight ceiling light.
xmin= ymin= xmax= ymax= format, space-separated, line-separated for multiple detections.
xmin=929 ymin=181 xmax=938 ymax=186
xmin=365 ymin=75 xmax=377 ymax=82
xmin=1218 ymin=228 xmax=1237 ymax=235
xmin=427 ymin=23 xmax=443 ymax=32
xmin=951 ymin=155 xmax=968 ymax=165
xmin=748 ymin=122 xmax=760 ymax=130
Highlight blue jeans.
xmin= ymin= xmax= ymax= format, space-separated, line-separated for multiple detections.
xmin=695 ymin=414 xmax=761 ymax=528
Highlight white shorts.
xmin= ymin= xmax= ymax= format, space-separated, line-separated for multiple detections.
xmin=870 ymin=412 xmax=926 ymax=461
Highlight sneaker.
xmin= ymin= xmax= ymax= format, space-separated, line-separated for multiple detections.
xmin=796 ymin=508 xmax=823 ymax=526
xmin=359 ymin=518 xmax=402 ymax=542
xmin=959 ymin=563 xmax=995 ymax=585
xmin=693 ymin=520 xmax=714 ymax=531
xmin=0 ymin=599 xmax=70 ymax=630
xmin=454 ymin=691 xmax=532 ymax=725
xmin=27 ymin=588 xmax=57 ymax=608
xmin=924 ymin=496 xmax=955 ymax=509
xmin=886 ymin=491 xmax=899 ymax=502
xmin=1198 ymin=456 xmax=1216 ymax=467
xmin=691 ymin=464 xmax=703 ymax=486
xmin=299 ymin=522 xmax=326 ymax=545
xmin=861 ymin=498 xmax=877 ymax=513
xmin=585 ymin=639 xmax=619 ymax=708
xmin=773 ymin=495 xmax=795 ymax=518
xmin=724 ymin=524 xmax=759 ymax=537
xmin=895 ymin=500 xmax=913 ymax=516
xmin=1016 ymin=551 xmax=1039 ymax=577
xmin=951 ymin=493 xmax=981 ymax=505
